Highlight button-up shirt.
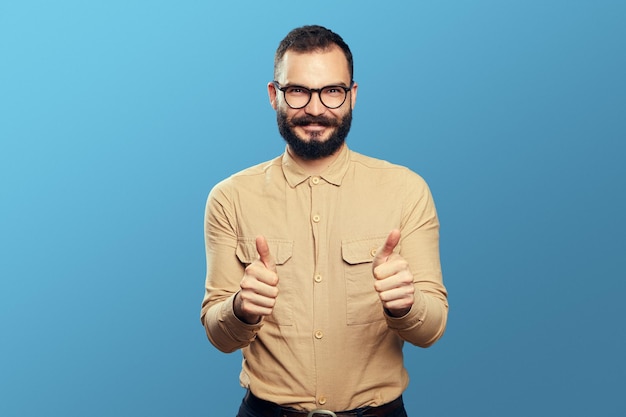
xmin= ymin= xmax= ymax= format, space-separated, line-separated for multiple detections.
xmin=201 ymin=145 xmax=448 ymax=411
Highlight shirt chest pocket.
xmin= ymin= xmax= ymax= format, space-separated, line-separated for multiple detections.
xmin=236 ymin=238 xmax=294 ymax=326
xmin=342 ymin=236 xmax=387 ymax=325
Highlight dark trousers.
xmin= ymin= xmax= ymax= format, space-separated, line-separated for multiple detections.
xmin=235 ymin=391 xmax=408 ymax=417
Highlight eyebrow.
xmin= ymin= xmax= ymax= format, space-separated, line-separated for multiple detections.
xmin=282 ymin=81 xmax=351 ymax=88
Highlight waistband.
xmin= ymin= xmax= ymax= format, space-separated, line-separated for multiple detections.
xmin=243 ymin=390 xmax=404 ymax=417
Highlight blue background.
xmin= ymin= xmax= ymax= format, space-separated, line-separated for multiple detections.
xmin=1 ymin=1 xmax=624 ymax=416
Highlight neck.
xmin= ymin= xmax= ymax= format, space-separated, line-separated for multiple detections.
xmin=287 ymin=144 xmax=344 ymax=176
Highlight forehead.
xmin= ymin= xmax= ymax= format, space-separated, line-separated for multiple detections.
xmin=277 ymin=46 xmax=351 ymax=86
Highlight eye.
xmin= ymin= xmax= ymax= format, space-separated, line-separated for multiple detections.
xmin=286 ymin=86 xmax=308 ymax=95
xmin=323 ymin=86 xmax=344 ymax=96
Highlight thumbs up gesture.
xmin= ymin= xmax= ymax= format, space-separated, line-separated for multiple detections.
xmin=234 ymin=236 xmax=279 ymax=324
xmin=372 ymin=229 xmax=415 ymax=318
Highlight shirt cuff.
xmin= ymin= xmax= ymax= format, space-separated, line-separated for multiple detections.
xmin=219 ymin=293 xmax=264 ymax=341
xmin=384 ymin=293 xmax=426 ymax=331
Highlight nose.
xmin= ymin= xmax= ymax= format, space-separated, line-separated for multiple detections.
xmin=304 ymin=91 xmax=326 ymax=116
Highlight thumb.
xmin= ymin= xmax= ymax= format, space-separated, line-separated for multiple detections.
xmin=373 ymin=229 xmax=401 ymax=266
xmin=255 ymin=235 xmax=276 ymax=272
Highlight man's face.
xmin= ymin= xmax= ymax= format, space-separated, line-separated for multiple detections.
xmin=269 ymin=46 xmax=358 ymax=160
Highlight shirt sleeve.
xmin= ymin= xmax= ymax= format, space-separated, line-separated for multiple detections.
xmin=200 ymin=182 xmax=263 ymax=353
xmin=385 ymin=170 xmax=449 ymax=347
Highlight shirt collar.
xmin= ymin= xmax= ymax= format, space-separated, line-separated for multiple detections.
xmin=282 ymin=144 xmax=351 ymax=188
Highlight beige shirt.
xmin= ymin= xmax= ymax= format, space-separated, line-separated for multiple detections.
xmin=201 ymin=145 xmax=448 ymax=411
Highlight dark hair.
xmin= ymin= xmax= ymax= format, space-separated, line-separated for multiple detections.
xmin=274 ymin=25 xmax=353 ymax=81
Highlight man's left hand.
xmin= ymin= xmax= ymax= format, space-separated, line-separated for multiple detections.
xmin=372 ymin=229 xmax=415 ymax=318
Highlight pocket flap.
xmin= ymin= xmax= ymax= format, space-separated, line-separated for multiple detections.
xmin=236 ymin=238 xmax=293 ymax=265
xmin=341 ymin=236 xmax=387 ymax=265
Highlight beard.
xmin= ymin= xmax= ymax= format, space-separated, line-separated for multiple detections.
xmin=277 ymin=109 xmax=352 ymax=160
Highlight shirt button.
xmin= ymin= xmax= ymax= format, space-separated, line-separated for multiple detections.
xmin=311 ymin=176 xmax=320 ymax=185
xmin=312 ymin=214 xmax=321 ymax=223
xmin=314 ymin=330 xmax=323 ymax=339
xmin=314 ymin=274 xmax=322 ymax=283
xmin=318 ymin=396 xmax=327 ymax=405
xmin=370 ymin=248 xmax=377 ymax=257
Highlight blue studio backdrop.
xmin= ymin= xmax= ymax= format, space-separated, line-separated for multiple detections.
xmin=1 ymin=1 xmax=625 ymax=416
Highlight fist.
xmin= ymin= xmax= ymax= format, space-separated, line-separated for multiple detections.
xmin=372 ymin=229 xmax=415 ymax=317
xmin=234 ymin=236 xmax=279 ymax=324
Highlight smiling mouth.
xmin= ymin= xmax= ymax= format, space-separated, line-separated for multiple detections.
xmin=302 ymin=124 xmax=326 ymax=130
xmin=297 ymin=124 xmax=333 ymax=140
xmin=292 ymin=115 xmax=337 ymax=128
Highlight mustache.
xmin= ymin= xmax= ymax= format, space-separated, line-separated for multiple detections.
xmin=290 ymin=115 xmax=339 ymax=127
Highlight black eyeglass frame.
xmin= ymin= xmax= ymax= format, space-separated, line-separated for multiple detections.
xmin=272 ymin=81 xmax=355 ymax=109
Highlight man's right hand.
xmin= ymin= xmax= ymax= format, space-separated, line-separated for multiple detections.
xmin=234 ymin=236 xmax=279 ymax=324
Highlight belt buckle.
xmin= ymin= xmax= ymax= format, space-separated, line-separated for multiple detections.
xmin=307 ymin=410 xmax=337 ymax=417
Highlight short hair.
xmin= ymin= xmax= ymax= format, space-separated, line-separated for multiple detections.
xmin=274 ymin=25 xmax=354 ymax=81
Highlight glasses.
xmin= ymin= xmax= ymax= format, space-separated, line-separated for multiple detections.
xmin=273 ymin=81 xmax=354 ymax=109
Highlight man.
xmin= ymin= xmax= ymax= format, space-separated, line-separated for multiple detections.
xmin=201 ymin=25 xmax=448 ymax=417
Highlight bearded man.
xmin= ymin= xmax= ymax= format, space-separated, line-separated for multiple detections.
xmin=201 ymin=25 xmax=448 ymax=417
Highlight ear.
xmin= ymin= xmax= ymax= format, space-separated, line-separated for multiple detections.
xmin=350 ymin=82 xmax=358 ymax=110
xmin=268 ymin=82 xmax=278 ymax=110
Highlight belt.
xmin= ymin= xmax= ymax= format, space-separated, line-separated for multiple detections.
xmin=243 ymin=391 xmax=404 ymax=417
